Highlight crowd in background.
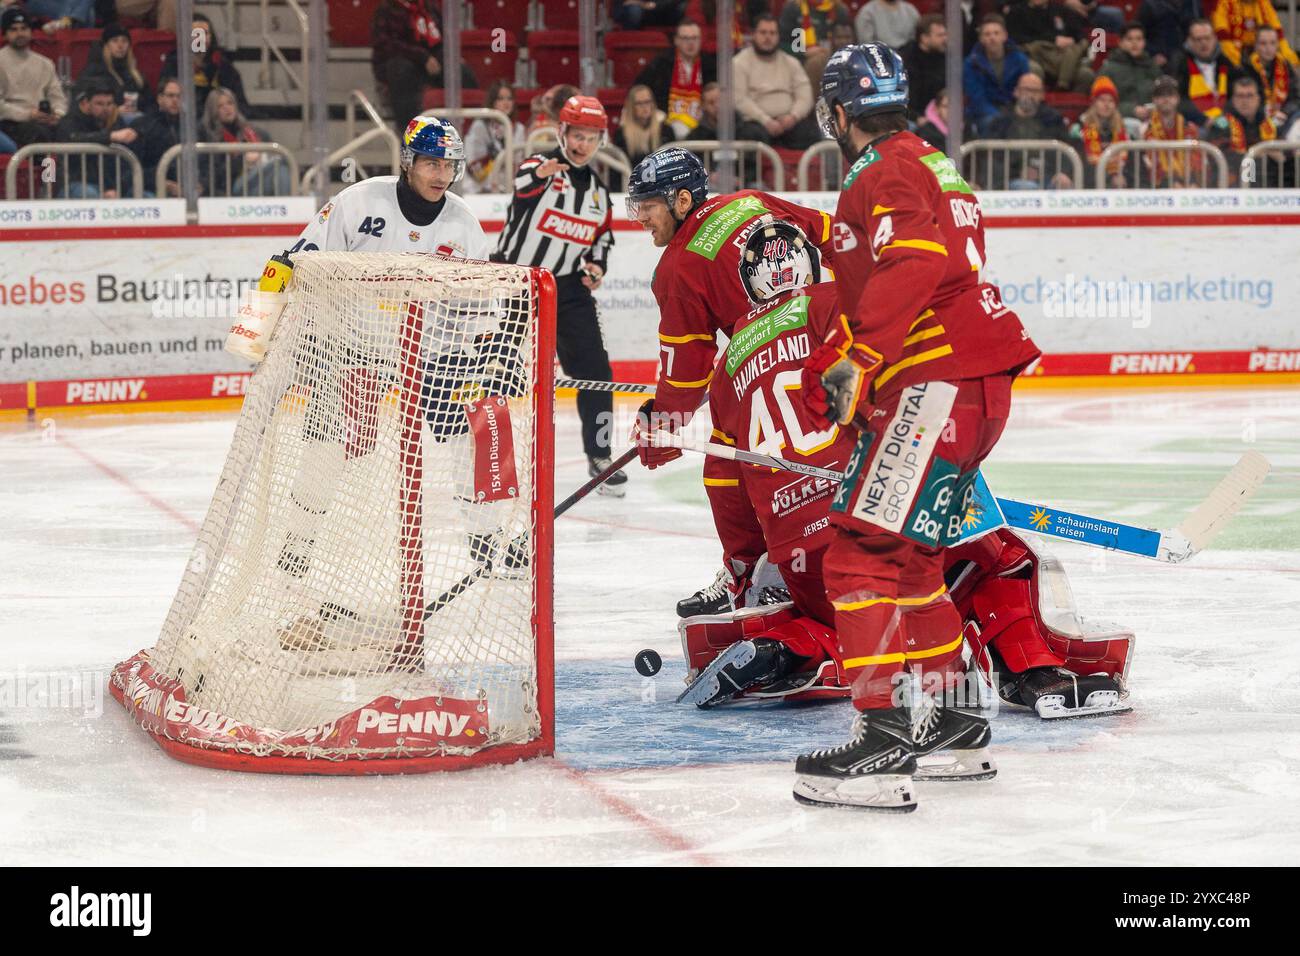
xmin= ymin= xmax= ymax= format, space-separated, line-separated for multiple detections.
xmin=2 ymin=0 xmax=1299 ymax=196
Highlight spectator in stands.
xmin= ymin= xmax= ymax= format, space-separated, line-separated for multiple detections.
xmin=984 ymin=71 xmax=1074 ymax=187
xmin=733 ymin=12 xmax=821 ymax=149
xmin=830 ymin=19 xmax=856 ymax=52
xmin=78 ymin=24 xmax=149 ymax=122
xmin=1212 ymin=0 xmax=1298 ymax=68
xmin=1203 ymin=74 xmax=1279 ymax=183
xmin=963 ymin=13 xmax=1031 ymax=133
xmin=463 ymin=80 xmax=526 ymax=195
xmin=0 ymin=7 xmax=66 ymax=148
xmin=1061 ymin=0 xmax=1125 ymax=34
xmin=779 ymin=1 xmax=853 ymax=90
xmin=635 ymin=18 xmax=715 ymax=138
xmin=854 ymin=0 xmax=920 ymax=48
xmin=55 ymin=78 xmax=138 ymax=197
xmin=1172 ymin=17 xmax=1236 ymax=123
xmin=527 ymin=83 xmax=578 ymax=143
xmin=1140 ymin=74 xmax=1202 ymax=186
xmin=23 ymin=0 xmax=94 ymax=30
xmin=914 ymin=87 xmax=950 ymax=151
xmin=102 ymin=0 xmax=176 ymax=33
xmin=1071 ymin=74 xmax=1130 ymax=186
xmin=1005 ymin=0 xmax=1095 ymax=94
xmin=129 ymin=74 xmax=180 ymax=196
xmin=200 ymin=86 xmax=290 ymax=197
xmin=1138 ymin=0 xmax=1200 ymax=67
xmin=614 ymin=83 xmax=674 ymax=166
xmin=852 ymin=0 xmax=925 ymax=49
xmin=613 ymin=0 xmax=688 ymax=30
xmin=162 ymin=13 xmax=253 ymax=118
xmin=1242 ymin=26 xmax=1300 ymax=128
xmin=370 ymin=0 xmax=478 ymax=135
xmin=901 ymin=13 xmax=948 ymax=119
xmin=1101 ymin=22 xmax=1162 ymax=118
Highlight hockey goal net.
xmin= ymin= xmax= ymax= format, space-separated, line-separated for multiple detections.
xmin=110 ymin=252 xmax=556 ymax=773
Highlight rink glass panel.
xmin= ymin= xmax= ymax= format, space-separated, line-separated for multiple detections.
xmin=110 ymin=253 xmax=557 ymax=772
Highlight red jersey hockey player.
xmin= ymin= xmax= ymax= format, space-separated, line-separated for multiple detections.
xmin=791 ymin=44 xmax=1042 ymax=812
xmin=624 ymin=146 xmax=837 ymax=616
xmin=677 ymin=222 xmax=1133 ymax=725
xmin=624 ymin=147 xmax=836 ymax=439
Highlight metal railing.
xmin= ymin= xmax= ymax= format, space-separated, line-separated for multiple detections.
xmin=302 ymin=89 xmax=403 ymax=194
xmin=1096 ymin=140 xmax=1228 ymax=189
xmin=5 ymin=143 xmax=144 ymax=199
xmin=157 ymin=142 xmax=300 ymax=198
xmin=671 ymin=139 xmax=785 ymax=191
xmin=960 ymin=140 xmax=1083 ymax=191
xmin=1240 ymin=141 xmax=1300 ymax=188
xmin=259 ymin=0 xmax=309 ymax=127
xmin=797 ymin=140 xmax=844 ymax=191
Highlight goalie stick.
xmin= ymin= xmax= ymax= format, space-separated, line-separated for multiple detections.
xmin=651 ymin=432 xmax=1270 ymax=564
xmin=555 ymin=378 xmax=655 ymax=395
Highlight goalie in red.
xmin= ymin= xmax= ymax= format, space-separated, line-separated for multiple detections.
xmin=676 ymin=221 xmax=1133 ymax=727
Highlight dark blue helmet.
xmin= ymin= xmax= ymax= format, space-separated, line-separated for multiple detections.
xmin=625 ymin=146 xmax=708 ymax=218
xmin=817 ymin=43 xmax=909 ymax=137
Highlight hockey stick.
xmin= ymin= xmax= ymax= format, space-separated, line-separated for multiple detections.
xmin=423 ymin=448 xmax=638 ymax=618
xmin=555 ymin=378 xmax=655 ymax=395
xmin=653 ymin=432 xmax=1270 ymax=564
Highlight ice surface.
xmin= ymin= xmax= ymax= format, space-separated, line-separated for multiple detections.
xmin=1 ymin=388 xmax=1298 ymax=865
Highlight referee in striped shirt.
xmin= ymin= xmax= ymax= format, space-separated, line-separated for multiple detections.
xmin=493 ymin=95 xmax=625 ymax=495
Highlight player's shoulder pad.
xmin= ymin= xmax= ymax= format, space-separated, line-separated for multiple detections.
xmin=441 ymin=189 xmax=478 ymax=220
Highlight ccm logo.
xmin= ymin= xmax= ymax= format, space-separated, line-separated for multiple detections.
xmin=536 ymin=209 xmax=597 ymax=246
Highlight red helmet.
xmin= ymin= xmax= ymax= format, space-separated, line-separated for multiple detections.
xmin=558 ymin=95 xmax=608 ymax=131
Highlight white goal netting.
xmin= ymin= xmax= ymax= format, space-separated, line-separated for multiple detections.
xmin=111 ymin=253 xmax=554 ymax=772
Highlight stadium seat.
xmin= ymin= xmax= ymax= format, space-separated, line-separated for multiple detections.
xmin=462 ymin=28 xmax=520 ymax=86
xmin=527 ymin=30 xmax=582 ymax=87
xmin=470 ymin=0 xmax=535 ymax=38
xmin=130 ymin=30 xmax=176 ymax=95
xmin=1045 ymin=90 xmax=1090 ymax=124
xmin=329 ymin=0 xmax=383 ymax=47
xmin=604 ymin=30 xmax=668 ymax=87
xmin=597 ymin=86 xmax=628 ymax=117
xmin=539 ymin=0 xmax=582 ymax=30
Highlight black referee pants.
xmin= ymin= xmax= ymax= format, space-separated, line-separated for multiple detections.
xmin=554 ymin=274 xmax=613 ymax=459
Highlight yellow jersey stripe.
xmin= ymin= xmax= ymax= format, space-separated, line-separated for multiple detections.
xmin=666 ymin=372 xmax=715 ymax=389
xmin=710 ymin=429 xmax=736 ymax=446
xmin=907 ymin=309 xmax=936 ymax=333
xmin=659 ymin=332 xmax=714 ymax=344
xmin=702 ymin=477 xmax=740 ymax=487
xmin=902 ymin=325 xmax=946 ymax=347
xmin=832 ymin=584 xmax=948 ymax=612
xmin=871 ymin=204 xmax=895 ymax=215
xmin=842 ymin=632 xmax=964 ymax=670
xmin=883 ymin=238 xmax=948 ymax=256
xmin=820 ymin=211 xmax=832 ymax=242
xmin=875 ymin=344 xmax=955 ymax=389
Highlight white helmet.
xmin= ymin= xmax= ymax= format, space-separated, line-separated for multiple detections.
xmin=738 ymin=218 xmax=821 ymax=303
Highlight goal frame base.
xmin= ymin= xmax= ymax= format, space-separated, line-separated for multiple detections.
xmin=107 ymin=675 xmax=555 ymax=775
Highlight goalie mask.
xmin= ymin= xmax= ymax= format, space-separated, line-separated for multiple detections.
xmin=738 ymin=218 xmax=821 ymax=303
xmin=402 ymin=115 xmax=466 ymax=184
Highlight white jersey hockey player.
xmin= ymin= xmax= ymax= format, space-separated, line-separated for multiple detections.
xmin=226 ymin=114 xmax=526 ymax=586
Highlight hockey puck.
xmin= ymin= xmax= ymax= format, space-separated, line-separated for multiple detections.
xmin=634 ymin=649 xmax=662 ymax=677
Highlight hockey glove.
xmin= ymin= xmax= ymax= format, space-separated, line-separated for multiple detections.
xmin=801 ymin=343 xmax=880 ymax=427
xmin=632 ymin=398 xmax=684 ymax=469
